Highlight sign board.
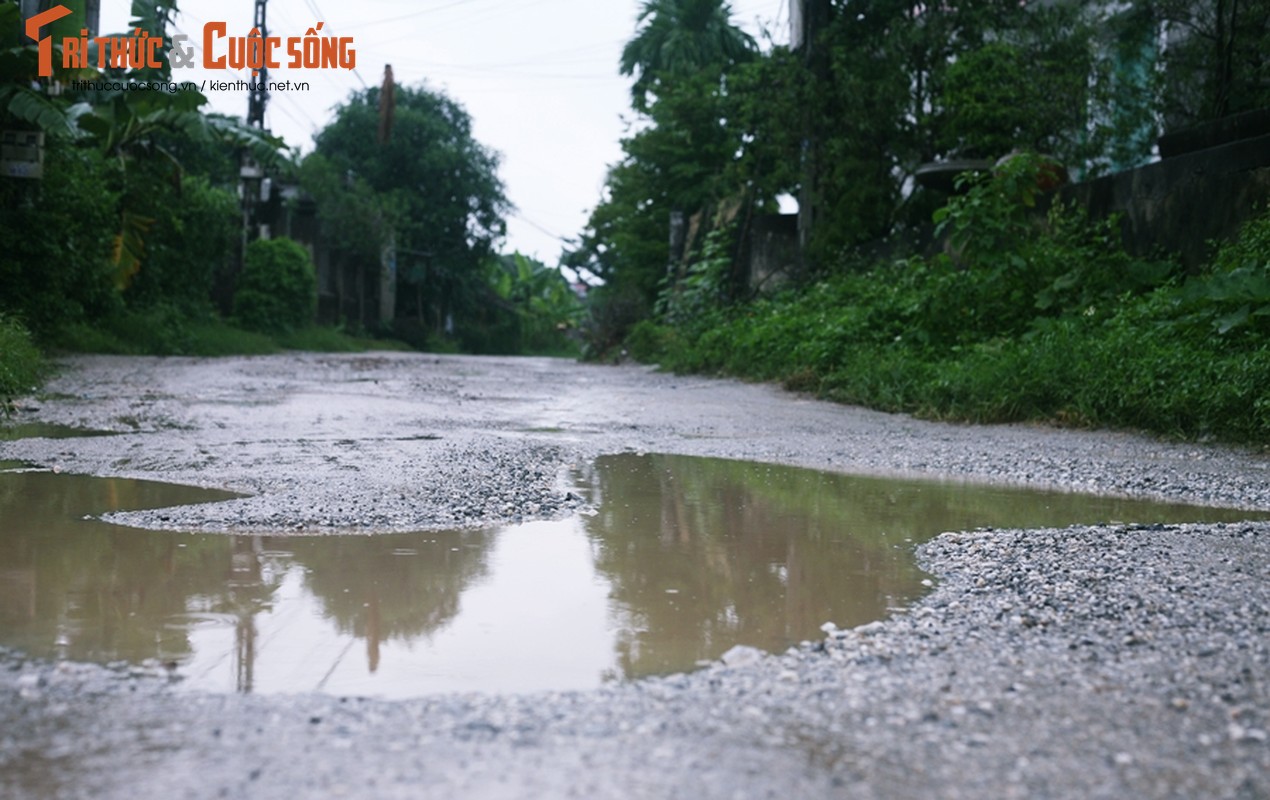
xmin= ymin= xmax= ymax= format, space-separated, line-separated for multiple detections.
xmin=1 ymin=131 xmax=45 ymax=179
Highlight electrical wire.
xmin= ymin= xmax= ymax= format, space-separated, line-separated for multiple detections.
xmin=509 ymin=211 xmax=570 ymax=243
xmin=337 ymin=0 xmax=507 ymax=33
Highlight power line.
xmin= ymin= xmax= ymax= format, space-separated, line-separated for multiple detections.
xmin=337 ymin=0 xmax=497 ymax=33
xmin=510 ymin=211 xmax=569 ymax=243
xmin=295 ymin=0 xmax=369 ymax=88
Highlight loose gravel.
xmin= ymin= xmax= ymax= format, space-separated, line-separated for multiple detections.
xmin=1 ymin=353 xmax=1267 ymax=799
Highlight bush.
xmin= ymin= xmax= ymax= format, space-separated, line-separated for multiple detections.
xmin=624 ymin=319 xmax=676 ymax=362
xmin=0 ymin=316 xmax=44 ymax=406
xmin=233 ymin=238 xmax=317 ymax=334
xmin=581 ymin=284 xmax=650 ymax=360
xmin=124 ymin=171 xmax=239 ymax=314
xmin=0 ymin=143 xmax=120 ymax=336
xmin=639 ymin=193 xmax=1270 ymax=444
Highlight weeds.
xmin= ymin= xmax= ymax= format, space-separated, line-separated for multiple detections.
xmin=630 ymin=164 xmax=1270 ymax=444
xmin=0 ymin=316 xmax=44 ymax=409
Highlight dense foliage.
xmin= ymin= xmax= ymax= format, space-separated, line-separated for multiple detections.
xmin=2 ymin=0 xmax=570 ymax=381
xmin=233 ymin=238 xmax=318 ymax=334
xmin=629 ymin=163 xmax=1270 ymax=443
xmin=584 ymin=0 xmax=1270 ymax=444
xmin=0 ymin=0 xmax=298 ymax=363
xmin=0 ymin=315 xmax=42 ymax=407
xmin=308 ymin=84 xmax=510 ymax=344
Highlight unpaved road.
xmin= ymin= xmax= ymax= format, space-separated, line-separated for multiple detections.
xmin=2 ymin=352 xmax=1268 ymax=799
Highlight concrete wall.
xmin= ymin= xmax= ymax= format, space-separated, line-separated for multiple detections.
xmin=745 ymin=213 xmax=800 ymax=291
xmin=748 ymin=126 xmax=1270 ymax=288
xmin=1061 ymin=133 xmax=1270 ymax=269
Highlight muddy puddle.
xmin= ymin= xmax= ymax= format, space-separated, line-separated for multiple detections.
xmin=0 ymin=423 xmax=117 ymax=441
xmin=0 ymin=454 xmax=1261 ymax=697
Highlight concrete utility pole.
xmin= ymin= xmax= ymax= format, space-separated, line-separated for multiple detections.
xmin=240 ymin=0 xmax=269 ymax=250
xmin=792 ymin=0 xmax=831 ymax=268
xmin=247 ymin=0 xmax=269 ymax=128
xmin=377 ymin=65 xmax=397 ymax=326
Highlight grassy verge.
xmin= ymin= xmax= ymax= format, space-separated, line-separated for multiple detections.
xmin=634 ymin=284 xmax=1270 ymax=444
xmin=0 ymin=316 xmax=44 ymax=408
xmin=47 ymin=308 xmax=413 ymax=358
xmin=629 ymin=180 xmax=1270 ymax=445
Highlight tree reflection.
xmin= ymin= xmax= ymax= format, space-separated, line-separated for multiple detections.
xmin=575 ymin=453 xmax=1260 ymax=679
xmin=0 ymin=471 xmax=241 ymax=664
xmin=576 ymin=454 xmax=933 ymax=677
xmin=285 ymin=531 xmax=493 ymax=670
xmin=0 ymin=472 xmax=493 ymax=685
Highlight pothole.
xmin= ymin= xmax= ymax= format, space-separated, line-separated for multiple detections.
xmin=0 ymin=454 xmax=1261 ymax=698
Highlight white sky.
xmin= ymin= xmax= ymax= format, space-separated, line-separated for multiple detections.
xmin=99 ymin=0 xmax=789 ymax=264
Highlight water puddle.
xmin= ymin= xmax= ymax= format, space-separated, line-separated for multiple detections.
xmin=0 ymin=454 xmax=1261 ymax=698
xmin=0 ymin=423 xmax=118 ymax=441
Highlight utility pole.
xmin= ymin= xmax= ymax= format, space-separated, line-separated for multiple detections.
xmin=792 ymin=0 xmax=831 ymax=270
xmin=377 ymin=64 xmax=397 ymax=327
xmin=241 ymin=0 xmax=269 ymax=251
xmin=247 ymin=0 xmax=269 ymax=128
xmin=233 ymin=0 xmax=270 ymax=310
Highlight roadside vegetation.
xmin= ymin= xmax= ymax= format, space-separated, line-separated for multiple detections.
xmin=571 ymin=0 xmax=1270 ymax=445
xmin=0 ymin=0 xmax=578 ymax=409
xmin=629 ymin=163 xmax=1270 ymax=442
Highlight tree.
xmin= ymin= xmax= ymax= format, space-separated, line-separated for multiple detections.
xmin=619 ymin=0 xmax=758 ymax=111
xmin=487 ymin=253 xmax=582 ymax=354
xmin=312 ymin=84 xmax=509 ymax=331
xmin=796 ymin=0 xmax=1155 ymax=262
xmin=1 ymin=0 xmax=285 ymax=336
xmin=566 ymin=72 xmax=743 ymax=316
xmin=568 ymin=1 xmax=767 ymax=349
xmin=1151 ymin=0 xmax=1270 ymax=126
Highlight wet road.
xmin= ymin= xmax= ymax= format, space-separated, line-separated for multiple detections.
xmin=1 ymin=352 xmax=1268 ymax=799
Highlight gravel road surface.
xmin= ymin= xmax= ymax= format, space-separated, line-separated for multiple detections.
xmin=1 ymin=352 xmax=1267 ymax=799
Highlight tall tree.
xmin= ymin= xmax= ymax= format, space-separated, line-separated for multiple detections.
xmin=619 ymin=0 xmax=758 ymax=111
xmin=1151 ymin=0 xmax=1270 ymax=126
xmin=570 ymin=0 xmax=763 ymax=320
xmin=312 ymin=84 xmax=509 ymax=329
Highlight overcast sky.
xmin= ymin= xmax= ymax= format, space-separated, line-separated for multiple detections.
xmin=99 ymin=0 xmax=788 ymax=264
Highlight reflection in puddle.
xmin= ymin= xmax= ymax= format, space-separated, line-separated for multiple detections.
xmin=0 ymin=455 xmax=1261 ymax=697
xmin=579 ymin=455 xmax=1267 ymax=677
xmin=0 ymin=423 xmax=117 ymax=441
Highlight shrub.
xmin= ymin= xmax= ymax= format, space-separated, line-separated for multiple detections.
xmin=581 ymin=284 xmax=650 ymax=360
xmin=0 ymin=143 xmax=119 ymax=336
xmin=0 ymin=316 xmax=44 ymax=406
xmin=124 ymin=172 xmax=239 ymax=314
xmin=233 ymin=238 xmax=317 ymax=334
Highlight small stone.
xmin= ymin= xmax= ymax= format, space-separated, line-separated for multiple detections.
xmin=1230 ymin=724 xmax=1268 ymax=742
xmin=720 ymin=645 xmax=764 ymax=668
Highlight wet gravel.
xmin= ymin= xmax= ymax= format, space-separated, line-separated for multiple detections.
xmin=1 ymin=353 xmax=1268 ymax=798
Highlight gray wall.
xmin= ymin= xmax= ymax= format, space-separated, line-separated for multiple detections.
xmin=1061 ymin=133 xmax=1270 ymax=269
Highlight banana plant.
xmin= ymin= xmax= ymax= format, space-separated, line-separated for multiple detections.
xmin=490 ymin=253 xmax=584 ymax=340
xmin=0 ymin=0 xmax=76 ymax=134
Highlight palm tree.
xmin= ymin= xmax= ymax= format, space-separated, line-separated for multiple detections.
xmin=619 ymin=0 xmax=758 ymax=111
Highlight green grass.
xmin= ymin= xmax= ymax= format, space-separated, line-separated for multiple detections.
xmin=632 ymin=207 xmax=1270 ymax=445
xmin=49 ymin=310 xmax=413 ymax=358
xmin=278 ymin=326 xmax=412 ymax=353
xmin=0 ymin=316 xmax=44 ymax=406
